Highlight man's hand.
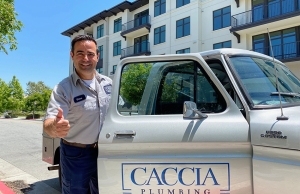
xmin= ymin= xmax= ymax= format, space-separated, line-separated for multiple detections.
xmin=53 ymin=108 xmax=70 ymax=138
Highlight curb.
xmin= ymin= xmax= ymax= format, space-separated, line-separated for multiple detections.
xmin=0 ymin=181 xmax=15 ymax=194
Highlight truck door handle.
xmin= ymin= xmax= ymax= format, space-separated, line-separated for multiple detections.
xmin=114 ymin=130 xmax=136 ymax=138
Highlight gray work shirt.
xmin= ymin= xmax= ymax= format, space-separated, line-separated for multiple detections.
xmin=45 ymin=70 xmax=112 ymax=144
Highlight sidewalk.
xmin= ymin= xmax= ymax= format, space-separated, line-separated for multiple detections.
xmin=0 ymin=116 xmax=43 ymax=121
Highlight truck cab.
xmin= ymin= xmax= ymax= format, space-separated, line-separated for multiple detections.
xmin=42 ymin=48 xmax=300 ymax=193
xmin=97 ymin=48 xmax=300 ymax=194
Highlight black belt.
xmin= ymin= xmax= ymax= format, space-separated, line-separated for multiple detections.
xmin=62 ymin=139 xmax=98 ymax=149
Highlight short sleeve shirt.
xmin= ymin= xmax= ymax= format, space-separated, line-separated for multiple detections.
xmin=44 ymin=71 xmax=112 ymax=144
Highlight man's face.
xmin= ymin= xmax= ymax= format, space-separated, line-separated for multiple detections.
xmin=70 ymin=40 xmax=99 ymax=79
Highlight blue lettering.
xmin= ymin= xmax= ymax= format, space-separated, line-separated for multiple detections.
xmin=146 ymin=168 xmax=163 ymax=185
xmin=158 ymin=189 xmax=164 ymax=194
xmin=195 ymin=168 xmax=201 ymax=185
xmin=178 ymin=167 xmax=195 ymax=186
xmin=168 ymin=189 xmax=175 ymax=194
xmin=131 ymin=167 xmax=146 ymax=185
xmin=204 ymin=189 xmax=210 ymax=194
xmin=202 ymin=168 xmax=219 ymax=185
xmin=161 ymin=167 xmax=178 ymax=186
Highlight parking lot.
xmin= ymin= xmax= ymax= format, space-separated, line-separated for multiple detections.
xmin=0 ymin=118 xmax=61 ymax=194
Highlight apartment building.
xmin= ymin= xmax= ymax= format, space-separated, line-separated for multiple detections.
xmin=62 ymin=0 xmax=300 ymax=78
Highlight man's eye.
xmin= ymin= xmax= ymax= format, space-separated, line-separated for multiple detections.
xmin=88 ymin=53 xmax=95 ymax=57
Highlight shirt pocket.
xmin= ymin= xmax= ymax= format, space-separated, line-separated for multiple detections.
xmin=67 ymin=105 xmax=83 ymax=125
xmin=80 ymin=101 xmax=100 ymax=123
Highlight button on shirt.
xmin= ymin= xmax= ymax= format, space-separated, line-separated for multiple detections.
xmin=45 ymin=70 xmax=112 ymax=144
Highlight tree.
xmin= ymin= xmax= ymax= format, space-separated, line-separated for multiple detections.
xmin=25 ymin=81 xmax=51 ymax=96
xmin=120 ymin=63 xmax=152 ymax=105
xmin=0 ymin=0 xmax=23 ymax=54
xmin=6 ymin=75 xmax=24 ymax=113
xmin=24 ymin=89 xmax=51 ymax=112
xmin=0 ymin=78 xmax=10 ymax=112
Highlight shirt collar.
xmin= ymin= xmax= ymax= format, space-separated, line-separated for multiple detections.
xmin=72 ymin=69 xmax=104 ymax=86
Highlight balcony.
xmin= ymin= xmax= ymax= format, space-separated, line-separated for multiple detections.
xmin=230 ymin=0 xmax=300 ymax=35
xmin=121 ymin=41 xmax=151 ymax=59
xmin=254 ymin=41 xmax=300 ymax=62
xmin=121 ymin=16 xmax=151 ymax=40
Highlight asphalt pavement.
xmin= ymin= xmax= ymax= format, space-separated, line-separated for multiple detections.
xmin=0 ymin=118 xmax=61 ymax=194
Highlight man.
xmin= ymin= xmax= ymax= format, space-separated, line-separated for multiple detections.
xmin=43 ymin=35 xmax=112 ymax=194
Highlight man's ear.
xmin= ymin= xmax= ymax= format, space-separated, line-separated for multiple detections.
xmin=70 ymin=51 xmax=74 ymax=58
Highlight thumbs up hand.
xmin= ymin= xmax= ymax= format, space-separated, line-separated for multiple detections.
xmin=53 ymin=107 xmax=70 ymax=138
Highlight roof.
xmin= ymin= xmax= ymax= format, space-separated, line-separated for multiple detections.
xmin=199 ymin=48 xmax=284 ymax=64
xmin=61 ymin=0 xmax=149 ymax=37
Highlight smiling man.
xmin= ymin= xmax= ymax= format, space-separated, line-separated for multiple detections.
xmin=43 ymin=35 xmax=112 ymax=194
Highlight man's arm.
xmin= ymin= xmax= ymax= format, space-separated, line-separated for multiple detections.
xmin=43 ymin=107 xmax=70 ymax=138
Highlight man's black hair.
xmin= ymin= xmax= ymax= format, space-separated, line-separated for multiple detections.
xmin=71 ymin=35 xmax=99 ymax=54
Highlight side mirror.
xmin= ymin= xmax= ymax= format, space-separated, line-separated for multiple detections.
xmin=183 ymin=101 xmax=208 ymax=119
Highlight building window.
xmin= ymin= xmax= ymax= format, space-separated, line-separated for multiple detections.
xmin=98 ymin=45 xmax=103 ymax=59
xmin=154 ymin=25 xmax=166 ymax=45
xmin=176 ymin=17 xmax=190 ymax=39
xmin=97 ymin=24 xmax=104 ymax=38
xmin=213 ymin=6 xmax=231 ymax=30
xmin=114 ymin=18 xmax=122 ymax=33
xmin=113 ymin=41 xmax=121 ymax=56
xmin=113 ymin=65 xmax=117 ymax=74
xmin=176 ymin=0 xmax=190 ymax=8
xmin=97 ymin=68 xmax=103 ymax=74
xmin=252 ymin=27 xmax=298 ymax=60
xmin=253 ymin=34 xmax=266 ymax=54
xmin=213 ymin=40 xmax=231 ymax=49
xmin=134 ymin=10 xmax=149 ymax=27
xmin=154 ymin=0 xmax=166 ymax=17
xmin=176 ymin=48 xmax=190 ymax=54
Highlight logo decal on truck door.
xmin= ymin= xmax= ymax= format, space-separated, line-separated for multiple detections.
xmin=121 ymin=163 xmax=230 ymax=194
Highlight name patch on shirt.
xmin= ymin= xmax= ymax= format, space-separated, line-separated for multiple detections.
xmin=74 ymin=94 xmax=86 ymax=103
xmin=103 ymin=84 xmax=112 ymax=94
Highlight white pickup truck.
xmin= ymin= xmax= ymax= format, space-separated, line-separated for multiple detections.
xmin=43 ymin=48 xmax=300 ymax=194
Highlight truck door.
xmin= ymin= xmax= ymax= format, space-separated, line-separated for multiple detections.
xmin=98 ymin=54 xmax=252 ymax=194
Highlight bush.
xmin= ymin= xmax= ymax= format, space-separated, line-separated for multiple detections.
xmin=26 ymin=114 xmax=40 ymax=119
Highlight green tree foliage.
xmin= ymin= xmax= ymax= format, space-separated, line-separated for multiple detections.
xmin=0 ymin=78 xmax=10 ymax=112
xmin=24 ymin=82 xmax=52 ymax=112
xmin=25 ymin=81 xmax=51 ymax=96
xmin=120 ymin=63 xmax=152 ymax=105
xmin=0 ymin=0 xmax=23 ymax=54
xmin=6 ymin=75 xmax=24 ymax=113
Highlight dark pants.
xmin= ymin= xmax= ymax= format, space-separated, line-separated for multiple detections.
xmin=60 ymin=140 xmax=99 ymax=194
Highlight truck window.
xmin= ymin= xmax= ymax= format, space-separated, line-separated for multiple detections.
xmin=206 ymin=60 xmax=244 ymax=111
xmin=230 ymin=56 xmax=300 ymax=106
xmin=118 ymin=60 xmax=226 ymax=115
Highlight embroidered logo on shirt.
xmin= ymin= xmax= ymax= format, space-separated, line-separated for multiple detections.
xmin=74 ymin=94 xmax=86 ymax=103
xmin=103 ymin=84 xmax=112 ymax=94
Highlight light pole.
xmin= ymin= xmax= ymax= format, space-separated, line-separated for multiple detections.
xmin=33 ymin=101 xmax=36 ymax=119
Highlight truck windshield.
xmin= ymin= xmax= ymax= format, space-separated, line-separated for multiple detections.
xmin=229 ymin=56 xmax=300 ymax=106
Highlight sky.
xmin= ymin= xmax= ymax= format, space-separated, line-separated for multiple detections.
xmin=0 ymin=0 xmax=126 ymax=90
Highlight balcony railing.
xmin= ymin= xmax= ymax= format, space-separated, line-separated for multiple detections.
xmin=231 ymin=0 xmax=300 ymax=28
xmin=253 ymin=41 xmax=300 ymax=61
xmin=121 ymin=41 xmax=151 ymax=59
xmin=122 ymin=15 xmax=151 ymax=33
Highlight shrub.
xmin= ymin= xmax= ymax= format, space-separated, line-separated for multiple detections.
xmin=26 ymin=114 xmax=40 ymax=119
